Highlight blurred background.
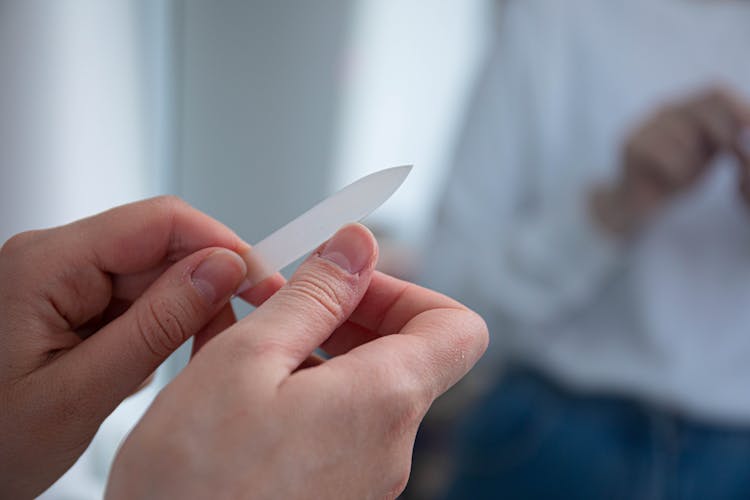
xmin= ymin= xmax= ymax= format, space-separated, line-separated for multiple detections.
xmin=0 ymin=0 xmax=491 ymax=246
xmin=4 ymin=1 xmax=750 ymax=499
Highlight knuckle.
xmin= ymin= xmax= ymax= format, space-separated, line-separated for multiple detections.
xmin=388 ymin=465 xmax=411 ymax=498
xmin=383 ymin=377 xmax=430 ymax=438
xmin=136 ymin=296 xmax=196 ymax=358
xmin=456 ymin=309 xmax=490 ymax=358
xmin=284 ymin=272 xmax=350 ymax=323
xmin=150 ymin=194 xmax=189 ymax=211
xmin=148 ymin=195 xmax=191 ymax=223
xmin=385 ymin=457 xmax=413 ymax=498
xmin=0 ymin=230 xmax=40 ymax=258
xmin=51 ymin=266 xmax=110 ymax=329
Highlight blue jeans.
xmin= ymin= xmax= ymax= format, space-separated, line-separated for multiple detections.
xmin=442 ymin=370 xmax=750 ymax=500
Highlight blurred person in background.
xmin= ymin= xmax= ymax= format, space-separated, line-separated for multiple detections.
xmin=420 ymin=0 xmax=750 ymax=498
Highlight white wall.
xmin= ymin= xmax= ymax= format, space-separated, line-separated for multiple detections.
xmin=332 ymin=0 xmax=493 ymax=244
xmin=0 ymin=0 xmax=168 ymax=244
xmin=176 ymin=0 xmax=353 ymax=246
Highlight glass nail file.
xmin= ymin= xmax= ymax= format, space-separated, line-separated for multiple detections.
xmin=243 ymin=165 xmax=412 ymax=284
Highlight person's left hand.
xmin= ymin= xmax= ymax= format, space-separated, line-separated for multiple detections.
xmin=0 ymin=196 xmax=283 ymax=498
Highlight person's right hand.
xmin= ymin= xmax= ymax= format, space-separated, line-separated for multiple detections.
xmin=106 ymin=224 xmax=489 ymax=500
xmin=592 ymin=86 xmax=750 ymax=236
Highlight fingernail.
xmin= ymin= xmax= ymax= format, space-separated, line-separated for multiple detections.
xmin=319 ymin=224 xmax=373 ymax=274
xmin=192 ymin=250 xmax=247 ymax=305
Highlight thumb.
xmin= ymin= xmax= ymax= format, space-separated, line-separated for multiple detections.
xmin=57 ymin=247 xmax=247 ymax=413
xmin=231 ymin=224 xmax=377 ymax=379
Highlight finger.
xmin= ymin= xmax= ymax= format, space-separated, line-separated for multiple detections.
xmin=111 ymin=249 xmax=285 ymax=311
xmin=52 ymin=247 xmax=247 ymax=416
xmin=660 ymin=115 xmax=706 ymax=169
xmin=320 ymin=272 xmax=462 ymax=356
xmin=706 ymin=87 xmax=750 ymax=127
xmin=320 ymin=272 xmax=483 ymax=358
xmin=192 ymin=302 xmax=237 ymax=356
xmin=690 ymin=100 xmax=737 ymax=152
xmin=295 ymin=353 xmax=327 ymax=371
xmin=686 ymin=87 xmax=750 ymax=153
xmin=651 ymin=141 xmax=703 ymax=187
xmin=65 ymin=196 xmax=250 ymax=274
xmin=321 ymin=320 xmax=379 ymax=357
xmin=237 ymin=273 xmax=286 ymax=307
xmin=111 ymin=264 xmax=171 ymax=302
xmin=227 ymin=224 xmax=378 ymax=379
xmin=690 ymin=89 xmax=750 ymax=176
xmin=330 ymin=303 xmax=489 ymax=404
xmin=5 ymin=196 xmax=253 ymax=332
xmin=631 ymin=132 xmax=698 ymax=193
xmin=706 ymin=93 xmax=750 ymax=168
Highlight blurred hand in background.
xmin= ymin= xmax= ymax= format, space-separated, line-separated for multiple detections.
xmin=593 ymin=86 xmax=750 ymax=236
xmin=418 ymin=2 xmax=750 ymax=498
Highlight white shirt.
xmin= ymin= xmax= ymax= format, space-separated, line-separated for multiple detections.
xmin=423 ymin=0 xmax=750 ymax=424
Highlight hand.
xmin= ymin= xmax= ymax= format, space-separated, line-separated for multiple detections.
xmin=0 ymin=196 xmax=283 ymax=498
xmin=106 ymin=224 xmax=489 ymax=500
xmin=592 ymin=86 xmax=750 ymax=236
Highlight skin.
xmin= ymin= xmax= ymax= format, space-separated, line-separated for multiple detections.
xmin=592 ymin=86 xmax=750 ymax=235
xmin=108 ymin=223 xmax=487 ymax=499
xmin=0 ymin=196 xmax=488 ymax=499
